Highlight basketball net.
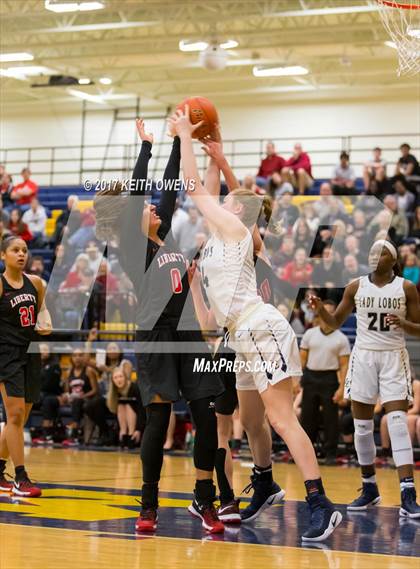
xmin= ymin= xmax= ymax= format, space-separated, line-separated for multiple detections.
xmin=376 ymin=1 xmax=420 ymax=75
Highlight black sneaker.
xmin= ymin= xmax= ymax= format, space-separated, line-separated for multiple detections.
xmin=400 ymin=487 xmax=420 ymax=519
xmin=302 ymin=494 xmax=342 ymax=542
xmin=240 ymin=469 xmax=285 ymax=523
xmin=347 ymin=483 xmax=381 ymax=511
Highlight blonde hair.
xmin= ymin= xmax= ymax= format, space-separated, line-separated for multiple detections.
xmin=94 ymin=183 xmax=127 ymax=241
xmin=106 ymin=366 xmax=130 ymax=414
xmin=230 ymin=188 xmax=284 ymax=234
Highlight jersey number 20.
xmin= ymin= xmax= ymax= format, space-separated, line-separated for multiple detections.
xmin=367 ymin=312 xmax=390 ymax=332
xmin=19 ymin=305 xmax=36 ymax=327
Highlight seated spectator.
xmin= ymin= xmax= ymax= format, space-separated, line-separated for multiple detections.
xmin=344 ymin=235 xmax=367 ymax=265
xmin=301 ymin=202 xmax=319 ymax=233
xmin=364 ymin=178 xmax=388 ymax=202
xmin=107 ymin=367 xmax=145 ymax=449
xmin=10 ymin=167 xmax=38 ymax=207
xmin=61 ymin=348 xmax=99 ymax=446
xmin=409 ymin=206 xmax=420 ymax=238
xmin=281 ymin=143 xmax=313 ymax=195
xmin=313 ymin=182 xmax=346 ymax=219
xmin=175 ymin=205 xmax=204 ymax=257
xmin=311 ymin=246 xmax=341 ymax=289
xmin=300 ymin=288 xmax=317 ymax=327
xmin=402 ymin=253 xmax=420 ymax=286
xmin=85 ymin=240 xmax=102 ymax=273
xmin=0 ymin=196 xmax=9 ymax=225
xmin=363 ymin=147 xmax=387 ymax=191
xmin=242 ymin=174 xmax=263 ymax=194
xmin=274 ymin=189 xmax=299 ymax=229
xmin=48 ymin=243 xmax=71 ymax=293
xmin=391 ymin=175 xmax=416 ymax=215
xmin=342 ymin=254 xmax=369 ymax=285
xmin=0 ymin=173 xmax=13 ymax=207
xmin=7 ymin=208 xmax=33 ymax=243
xmin=282 ymin=248 xmax=313 ymax=288
xmin=351 ymin=209 xmax=371 ymax=251
xmin=271 ymin=235 xmax=295 ymax=271
xmin=318 ymin=195 xmax=349 ymax=227
xmin=94 ymin=260 xmax=120 ymax=323
xmin=395 ymin=143 xmax=420 ymax=178
xmin=28 ymin=255 xmax=50 ymax=283
xmin=331 ymin=152 xmax=356 ymax=195
xmin=22 ymin=198 xmax=47 ymax=248
xmin=269 ymin=172 xmax=294 ymax=200
xmin=66 ymin=206 xmax=96 ymax=251
xmin=380 ymin=195 xmax=408 ymax=243
xmin=59 ymin=253 xmax=90 ymax=291
xmin=53 ymin=195 xmax=81 ymax=245
xmin=256 ymin=141 xmax=285 ymax=187
xmin=292 ymin=217 xmax=313 ymax=251
xmin=310 ymin=227 xmax=334 ymax=258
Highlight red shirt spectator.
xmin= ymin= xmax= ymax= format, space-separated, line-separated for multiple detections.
xmin=11 ymin=168 xmax=38 ymax=206
xmin=257 ymin=142 xmax=285 ymax=178
xmin=282 ymin=248 xmax=313 ymax=287
xmin=8 ymin=208 xmax=33 ymax=242
xmin=285 ymin=144 xmax=312 ymax=177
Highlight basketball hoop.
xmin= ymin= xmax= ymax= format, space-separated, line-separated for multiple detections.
xmin=376 ymin=1 xmax=420 ymax=75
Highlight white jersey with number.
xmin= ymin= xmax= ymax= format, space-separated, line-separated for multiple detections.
xmin=354 ymin=275 xmax=406 ymax=351
xmin=200 ymin=230 xmax=263 ymax=328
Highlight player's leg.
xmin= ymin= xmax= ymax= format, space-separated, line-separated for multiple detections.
xmin=163 ymin=408 xmax=175 ymax=450
xmin=117 ymin=403 xmax=129 ymax=446
xmin=231 ymin=408 xmax=243 ymax=456
xmin=237 ymin=387 xmax=285 ymax=523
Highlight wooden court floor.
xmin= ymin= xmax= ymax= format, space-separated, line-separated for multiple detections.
xmin=1 ymin=446 xmax=419 ymax=569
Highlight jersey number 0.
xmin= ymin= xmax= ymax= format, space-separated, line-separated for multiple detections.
xmin=170 ymin=269 xmax=183 ymax=294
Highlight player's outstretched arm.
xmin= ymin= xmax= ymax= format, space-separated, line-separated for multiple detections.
xmin=309 ymin=279 xmax=358 ymax=330
xmin=201 ymin=135 xmax=240 ymax=193
xmin=187 ymin=260 xmax=218 ymax=331
xmin=169 ymin=107 xmax=247 ymax=242
xmin=130 ymin=118 xmax=153 ymax=196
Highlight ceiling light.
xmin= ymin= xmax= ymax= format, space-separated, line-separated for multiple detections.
xmin=45 ymin=1 xmax=104 ymax=12
xmin=67 ymin=88 xmax=106 ymax=104
xmin=0 ymin=65 xmax=55 ymax=79
xmin=253 ymin=65 xmax=309 ymax=77
xmin=38 ymin=21 xmax=157 ymax=33
xmin=0 ymin=52 xmax=33 ymax=63
xmin=78 ymin=77 xmax=91 ymax=85
xmin=384 ymin=40 xmax=397 ymax=49
xmin=219 ymin=39 xmax=239 ymax=50
xmin=99 ymin=77 xmax=112 ymax=85
xmin=407 ymin=26 xmax=420 ymax=39
xmin=179 ymin=40 xmax=209 ymax=52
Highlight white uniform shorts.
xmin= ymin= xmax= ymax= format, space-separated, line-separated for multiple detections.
xmin=228 ymin=304 xmax=302 ymax=394
xmin=345 ymin=346 xmax=412 ymax=405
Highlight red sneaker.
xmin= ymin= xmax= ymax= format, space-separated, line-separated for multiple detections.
xmin=217 ymin=499 xmax=241 ymax=524
xmin=135 ymin=508 xmax=158 ymax=532
xmin=12 ymin=477 xmax=42 ymax=498
xmin=188 ymin=499 xmax=225 ymax=533
xmin=0 ymin=473 xmax=13 ymax=493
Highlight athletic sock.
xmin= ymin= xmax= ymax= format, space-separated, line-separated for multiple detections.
xmin=215 ymin=448 xmax=234 ymax=504
xmin=304 ymin=478 xmax=325 ymax=497
xmin=362 ymin=474 xmax=377 ymax=485
xmin=15 ymin=465 xmax=27 ymax=482
xmin=254 ymin=464 xmax=273 ymax=483
xmin=195 ymin=479 xmax=216 ymax=504
xmin=0 ymin=459 xmax=7 ymax=474
xmin=400 ymin=476 xmax=415 ymax=491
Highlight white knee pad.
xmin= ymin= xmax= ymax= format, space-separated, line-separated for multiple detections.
xmin=354 ymin=419 xmax=376 ymax=466
xmin=387 ymin=411 xmax=413 ymax=467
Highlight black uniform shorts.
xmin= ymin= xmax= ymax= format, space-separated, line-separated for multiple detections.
xmin=135 ymin=327 xmax=224 ymax=407
xmin=214 ymin=348 xmax=238 ymax=416
xmin=0 ymin=344 xmax=42 ymax=404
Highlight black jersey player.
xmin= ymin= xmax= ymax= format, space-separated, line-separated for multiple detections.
xmin=95 ymin=119 xmax=224 ymax=534
xmin=0 ymin=236 xmax=52 ymax=497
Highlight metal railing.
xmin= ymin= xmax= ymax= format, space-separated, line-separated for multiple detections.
xmin=1 ymin=132 xmax=419 ymax=186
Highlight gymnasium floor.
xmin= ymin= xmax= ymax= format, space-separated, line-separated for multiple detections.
xmin=1 ymin=447 xmax=419 ymax=568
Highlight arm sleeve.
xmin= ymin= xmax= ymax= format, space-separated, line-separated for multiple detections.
xmin=157 ymin=136 xmax=181 ymax=233
xmin=130 ymin=141 xmax=152 ymax=196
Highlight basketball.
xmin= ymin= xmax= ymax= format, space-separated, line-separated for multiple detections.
xmin=176 ymin=96 xmax=219 ymax=139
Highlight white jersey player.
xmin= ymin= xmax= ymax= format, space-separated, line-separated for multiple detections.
xmin=310 ymin=239 xmax=420 ymax=518
xmin=170 ymin=106 xmax=342 ymax=543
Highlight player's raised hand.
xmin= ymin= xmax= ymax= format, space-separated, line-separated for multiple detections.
xmin=385 ymin=314 xmax=403 ymax=328
xmin=200 ymin=139 xmax=224 ymax=165
xmin=169 ymin=105 xmax=204 ymax=137
xmin=136 ymin=118 xmax=154 ymax=144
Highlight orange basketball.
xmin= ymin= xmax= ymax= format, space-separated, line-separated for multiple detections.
xmin=176 ymin=96 xmax=219 ymax=139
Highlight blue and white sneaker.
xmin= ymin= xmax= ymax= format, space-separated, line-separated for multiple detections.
xmin=400 ymin=487 xmax=420 ymax=518
xmin=240 ymin=470 xmax=285 ymax=523
xmin=302 ymin=494 xmax=342 ymax=542
xmin=347 ymin=483 xmax=381 ymax=511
